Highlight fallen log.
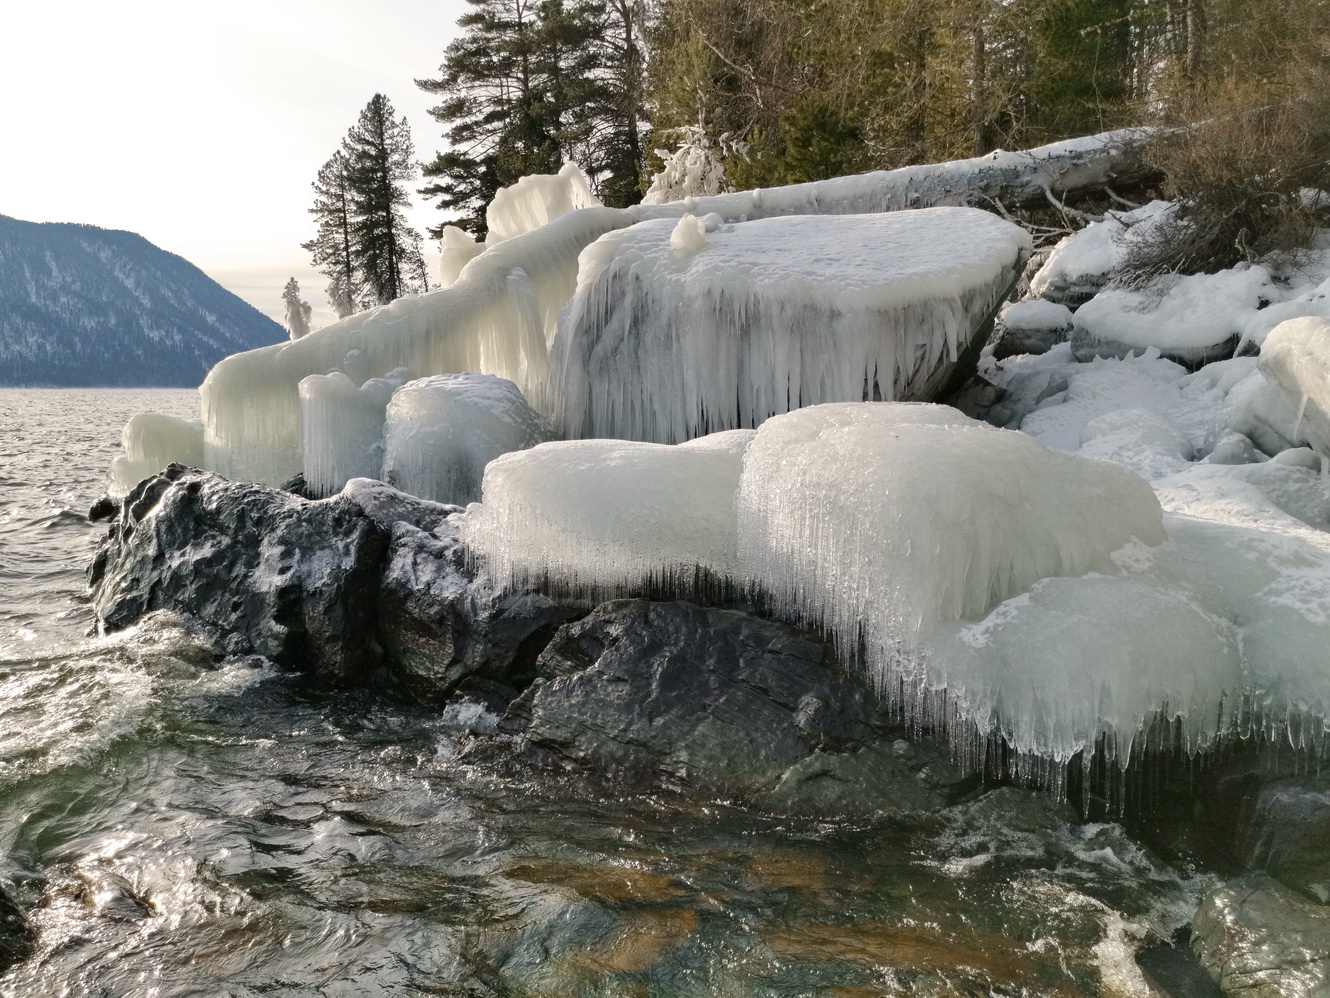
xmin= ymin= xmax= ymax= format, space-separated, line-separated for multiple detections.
xmin=628 ymin=128 xmax=1161 ymax=223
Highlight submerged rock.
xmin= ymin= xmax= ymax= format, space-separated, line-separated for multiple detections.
xmin=1192 ymin=874 xmax=1330 ymax=996
xmin=517 ymin=599 xmax=965 ymax=815
xmin=1241 ymin=780 xmax=1330 ymax=903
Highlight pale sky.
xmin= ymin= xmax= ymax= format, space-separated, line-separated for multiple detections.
xmin=0 ymin=0 xmax=468 ymax=329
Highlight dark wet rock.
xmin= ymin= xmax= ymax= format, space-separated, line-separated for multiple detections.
xmin=518 ymin=599 xmax=958 ymax=815
xmin=378 ymin=521 xmax=588 ymax=701
xmin=1191 ymin=873 xmax=1330 ymax=996
xmin=89 ymin=467 xmax=583 ymax=696
xmin=90 ymin=465 xmax=390 ymax=681
xmin=1070 ymin=325 xmax=1240 ymax=369
xmin=87 ymin=495 xmax=120 ymax=522
xmin=1241 ymin=779 xmax=1330 ymax=903
xmin=0 ymin=885 xmax=32 ymax=974
xmin=72 ymin=868 xmax=154 ymax=922
xmin=278 ymin=471 xmax=315 ymax=498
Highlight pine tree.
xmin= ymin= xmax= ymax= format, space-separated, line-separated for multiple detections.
xmin=302 ymin=151 xmax=359 ymax=319
xmin=417 ymin=0 xmax=648 ymax=235
xmin=417 ymin=0 xmax=558 ymax=236
xmin=341 ymin=93 xmax=426 ymax=307
xmin=281 ymin=278 xmax=313 ymax=340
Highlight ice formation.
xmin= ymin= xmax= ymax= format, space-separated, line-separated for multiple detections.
xmin=1259 ymin=317 xmax=1330 ymax=456
xmin=382 ymin=374 xmax=552 ymax=505
xmin=485 ymin=163 xmax=602 ymax=245
xmin=549 ymin=209 xmax=1031 ymax=442
xmin=199 ymin=207 xmax=632 ymax=485
xmin=110 ymin=413 xmax=205 ymax=495
xmin=463 ymin=429 xmax=755 ymax=595
xmin=640 ymin=124 xmax=734 ymax=205
xmin=1029 ymin=201 xmax=1174 ymax=304
xmin=1074 ymin=264 xmax=1275 ymax=363
xmin=438 ymin=226 xmax=483 ymax=289
xmin=135 ymin=131 xmax=1143 ymax=485
xmin=298 ymin=368 xmax=409 ymax=497
xmin=735 ymin=403 xmax=1165 ymax=673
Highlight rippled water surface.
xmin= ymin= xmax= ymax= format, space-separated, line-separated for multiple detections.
xmin=0 ymin=390 xmax=1214 ymax=996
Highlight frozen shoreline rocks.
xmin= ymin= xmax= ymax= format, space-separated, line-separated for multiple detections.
xmin=548 ymin=208 xmax=1031 ymax=442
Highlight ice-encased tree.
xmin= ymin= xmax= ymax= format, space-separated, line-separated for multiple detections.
xmin=281 ymin=277 xmax=313 ymax=340
xmin=302 ymin=151 xmax=359 ymax=319
xmin=341 ymin=93 xmax=428 ymax=307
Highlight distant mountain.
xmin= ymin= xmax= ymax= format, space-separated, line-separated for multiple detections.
xmin=0 ymin=215 xmax=284 ymax=387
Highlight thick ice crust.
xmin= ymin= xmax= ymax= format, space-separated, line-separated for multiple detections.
xmin=462 ymin=430 xmax=755 ymax=596
xmin=549 ymin=209 xmax=1031 ymax=442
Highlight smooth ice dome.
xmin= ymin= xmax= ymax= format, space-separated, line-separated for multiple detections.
xmin=382 ymin=373 xmax=552 ymax=505
xmin=737 ymin=403 xmax=1167 ymax=681
xmin=1259 ymin=316 xmax=1330 ymax=456
xmin=463 ymin=430 xmax=755 ymax=596
xmin=549 ymin=208 xmax=1031 ymax=442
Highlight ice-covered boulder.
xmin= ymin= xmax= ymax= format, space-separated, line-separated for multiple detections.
xmin=993 ymin=299 xmax=1074 ymax=358
xmin=463 ymin=430 xmax=755 ymax=596
xmin=549 ymin=208 xmax=1031 ymax=443
xmin=1029 ymin=200 xmax=1174 ymax=306
xmin=737 ymin=404 xmax=1166 ymax=688
xmin=298 ymin=367 xmax=409 ymax=497
xmin=1071 ymin=264 xmax=1276 ymax=367
xmin=1259 ymin=316 xmax=1330 ymax=458
xmin=381 ymin=374 xmax=552 ymax=505
xmin=110 ymin=412 xmax=205 ymax=495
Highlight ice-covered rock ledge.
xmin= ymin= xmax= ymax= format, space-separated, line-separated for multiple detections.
xmin=86 ymin=466 xmax=969 ymax=818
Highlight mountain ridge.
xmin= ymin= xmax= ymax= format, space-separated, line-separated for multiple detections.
xmin=0 ymin=214 xmax=283 ymax=387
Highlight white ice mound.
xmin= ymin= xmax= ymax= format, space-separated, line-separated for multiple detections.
xmin=199 ymin=207 xmax=631 ymax=485
xmin=486 ymin=162 xmax=602 ymax=245
xmin=1029 ymin=200 xmax=1174 ymax=304
xmin=382 ymin=374 xmax=552 ymax=505
xmin=463 ymin=429 xmax=755 ymax=595
xmin=549 ymin=208 xmax=1031 ymax=443
xmin=438 ymin=226 xmax=484 ymax=288
xmin=1259 ymin=316 xmax=1330 ymax=457
xmin=110 ymin=413 xmax=205 ymax=495
xmin=298 ymin=368 xmax=409 ymax=497
xmin=737 ymin=403 xmax=1166 ymax=678
xmin=1074 ymin=264 xmax=1275 ymax=362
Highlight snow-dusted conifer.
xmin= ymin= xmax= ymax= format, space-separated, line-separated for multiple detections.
xmin=281 ymin=277 xmax=312 ymax=340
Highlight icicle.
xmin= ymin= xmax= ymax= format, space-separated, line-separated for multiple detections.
xmin=298 ymin=368 xmax=409 ymax=497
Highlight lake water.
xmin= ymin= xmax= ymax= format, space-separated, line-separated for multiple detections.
xmin=0 ymin=389 xmax=1215 ymax=996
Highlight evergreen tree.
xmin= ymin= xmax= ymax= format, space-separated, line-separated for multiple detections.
xmin=302 ymin=151 xmax=359 ymax=319
xmin=417 ymin=0 xmax=647 ymax=235
xmin=341 ymin=93 xmax=425 ymax=307
xmin=281 ymin=278 xmax=313 ymax=340
xmin=417 ymin=0 xmax=558 ymax=236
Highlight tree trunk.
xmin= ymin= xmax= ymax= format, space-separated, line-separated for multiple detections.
xmin=632 ymin=127 xmax=1161 ymax=221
